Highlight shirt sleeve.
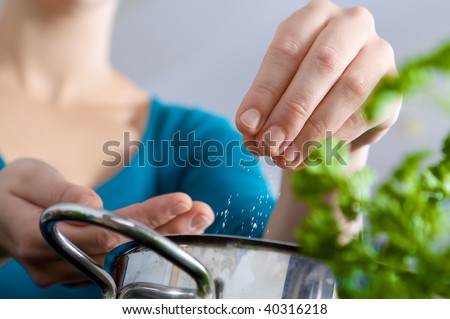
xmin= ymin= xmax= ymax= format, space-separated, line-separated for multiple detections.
xmin=153 ymin=105 xmax=276 ymax=238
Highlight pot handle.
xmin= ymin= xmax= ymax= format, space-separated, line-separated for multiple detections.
xmin=39 ymin=203 xmax=215 ymax=299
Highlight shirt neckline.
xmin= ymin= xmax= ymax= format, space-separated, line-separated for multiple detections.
xmin=95 ymin=97 xmax=159 ymax=192
xmin=0 ymin=97 xmax=159 ymax=192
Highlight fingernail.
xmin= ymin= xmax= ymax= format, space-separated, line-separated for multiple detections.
xmin=264 ymin=126 xmax=285 ymax=150
xmin=240 ymin=108 xmax=261 ymax=129
xmin=190 ymin=215 xmax=211 ymax=231
xmin=171 ymin=202 xmax=190 ymax=216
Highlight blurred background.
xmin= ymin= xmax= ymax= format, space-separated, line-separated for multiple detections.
xmin=111 ymin=0 xmax=450 ymax=195
xmin=50 ymin=0 xmax=450 ymax=194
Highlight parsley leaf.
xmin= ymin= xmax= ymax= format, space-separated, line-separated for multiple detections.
xmin=292 ymin=40 xmax=450 ymax=298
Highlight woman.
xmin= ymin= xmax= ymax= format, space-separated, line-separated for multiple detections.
xmin=0 ymin=0 xmax=401 ymax=298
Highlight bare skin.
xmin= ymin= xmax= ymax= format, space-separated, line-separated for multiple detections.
xmin=0 ymin=0 xmax=215 ymax=286
xmin=0 ymin=0 xmax=401 ymax=287
xmin=0 ymin=0 xmax=149 ymax=187
xmin=236 ymin=0 xmax=401 ymax=242
xmin=0 ymin=158 xmax=214 ymax=286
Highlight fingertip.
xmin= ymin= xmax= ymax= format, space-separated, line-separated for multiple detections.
xmin=170 ymin=192 xmax=193 ymax=206
xmin=242 ymin=135 xmax=265 ymax=157
xmin=272 ymin=153 xmax=305 ymax=170
xmin=170 ymin=201 xmax=191 ymax=217
xmin=79 ymin=191 xmax=103 ymax=208
xmin=56 ymin=183 xmax=102 ymax=208
xmin=190 ymin=201 xmax=215 ymax=223
xmin=163 ymin=193 xmax=193 ymax=216
xmin=153 ymin=201 xmax=215 ymax=235
xmin=115 ymin=193 xmax=195 ymax=231
xmin=260 ymin=125 xmax=288 ymax=157
xmin=141 ymin=192 xmax=193 ymax=213
xmin=236 ymin=107 xmax=263 ymax=137
xmin=190 ymin=214 xmax=213 ymax=233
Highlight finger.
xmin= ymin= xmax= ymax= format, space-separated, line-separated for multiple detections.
xmin=0 ymin=194 xmax=54 ymax=259
xmin=334 ymin=102 xmax=401 ymax=151
xmin=0 ymin=195 xmax=111 ymax=286
xmin=259 ymin=7 xmax=376 ymax=156
xmin=7 ymin=158 xmax=102 ymax=208
xmin=1 ymin=191 xmax=124 ymax=262
xmin=277 ymin=95 xmax=400 ymax=170
xmin=58 ymin=193 xmax=195 ymax=255
xmin=242 ymin=134 xmax=269 ymax=156
xmin=46 ymin=201 xmax=213 ymax=286
xmin=26 ymin=252 xmax=107 ymax=288
xmin=114 ymin=193 xmax=193 ymax=229
xmin=155 ymin=201 xmax=215 ymax=235
xmin=21 ymin=193 xmax=194 ymax=261
xmin=235 ymin=0 xmax=337 ymax=140
xmin=3 ymin=197 xmax=121 ymax=260
xmin=287 ymin=37 xmax=395 ymax=166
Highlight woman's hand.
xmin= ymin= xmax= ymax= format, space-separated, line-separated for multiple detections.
xmin=0 ymin=158 xmax=214 ymax=287
xmin=236 ymin=0 xmax=401 ymax=169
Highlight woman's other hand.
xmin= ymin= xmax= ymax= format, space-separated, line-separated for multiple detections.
xmin=0 ymin=158 xmax=214 ymax=287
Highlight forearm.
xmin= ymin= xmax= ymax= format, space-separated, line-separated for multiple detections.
xmin=264 ymin=145 xmax=370 ymax=244
xmin=263 ymin=170 xmax=309 ymax=243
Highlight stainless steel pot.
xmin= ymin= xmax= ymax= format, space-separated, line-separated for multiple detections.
xmin=40 ymin=203 xmax=337 ymax=299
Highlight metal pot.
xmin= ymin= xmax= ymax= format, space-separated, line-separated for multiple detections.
xmin=40 ymin=203 xmax=336 ymax=299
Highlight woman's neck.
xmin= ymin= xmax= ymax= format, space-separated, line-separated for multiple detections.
xmin=0 ymin=0 xmax=119 ymax=105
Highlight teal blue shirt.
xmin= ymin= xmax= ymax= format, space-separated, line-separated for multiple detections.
xmin=0 ymin=98 xmax=275 ymax=298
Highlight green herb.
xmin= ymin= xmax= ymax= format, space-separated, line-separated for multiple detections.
xmin=292 ymin=40 xmax=450 ymax=298
xmin=365 ymin=40 xmax=450 ymax=120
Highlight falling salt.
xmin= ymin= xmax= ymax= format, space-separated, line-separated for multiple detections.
xmin=227 ymin=195 xmax=232 ymax=206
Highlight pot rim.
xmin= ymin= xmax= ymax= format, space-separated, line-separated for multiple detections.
xmin=104 ymin=234 xmax=301 ymax=274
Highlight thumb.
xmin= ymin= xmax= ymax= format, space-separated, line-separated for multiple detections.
xmin=7 ymin=158 xmax=102 ymax=209
xmin=114 ymin=192 xmax=193 ymax=229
